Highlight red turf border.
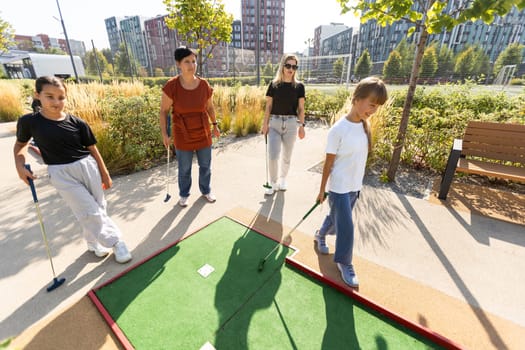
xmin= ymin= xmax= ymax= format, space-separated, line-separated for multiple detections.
xmin=285 ymin=257 xmax=465 ymax=350
xmin=88 ymin=215 xmax=464 ymax=350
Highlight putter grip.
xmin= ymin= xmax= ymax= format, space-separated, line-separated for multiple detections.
xmin=24 ymin=164 xmax=38 ymax=203
xmin=302 ymin=193 xmax=329 ymax=220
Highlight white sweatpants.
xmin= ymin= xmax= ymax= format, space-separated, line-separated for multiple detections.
xmin=47 ymin=156 xmax=121 ymax=248
xmin=268 ymin=115 xmax=298 ymax=184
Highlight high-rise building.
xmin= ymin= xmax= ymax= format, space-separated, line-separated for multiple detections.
xmin=241 ymin=0 xmax=285 ymax=66
xmin=120 ymin=16 xmax=152 ymax=75
xmin=105 ymin=16 xmax=124 ymax=55
xmin=313 ymin=23 xmax=350 ymax=57
xmin=144 ymin=15 xmax=178 ymax=75
xmin=356 ymin=1 xmax=525 ymax=71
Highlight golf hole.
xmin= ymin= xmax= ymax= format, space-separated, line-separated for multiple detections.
xmin=197 ymin=264 xmax=215 ymax=278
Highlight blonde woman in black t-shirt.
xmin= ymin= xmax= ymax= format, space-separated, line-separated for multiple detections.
xmin=261 ymin=54 xmax=306 ymax=195
xmin=14 ymin=76 xmax=132 ymax=264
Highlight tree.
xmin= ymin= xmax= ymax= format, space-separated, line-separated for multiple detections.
xmin=114 ymin=43 xmax=140 ymax=77
xmin=338 ymin=0 xmax=525 ymax=181
xmin=101 ymin=48 xmax=114 ymax=65
xmin=84 ymin=50 xmax=109 ymax=77
xmin=420 ymin=45 xmax=437 ymax=79
xmin=383 ymin=50 xmax=403 ymax=80
xmin=0 ymin=14 xmax=13 ymax=53
xmin=454 ymin=47 xmax=474 ymax=79
xmin=354 ymin=49 xmax=371 ymax=78
xmin=262 ymin=60 xmax=274 ymax=77
xmin=164 ymin=0 xmax=233 ymax=76
xmin=472 ymin=45 xmax=490 ymax=80
xmin=493 ymin=42 xmax=525 ymax=76
xmin=332 ymin=57 xmax=345 ymax=81
xmin=154 ymin=67 xmax=165 ymax=77
xmin=396 ymin=38 xmax=416 ymax=78
xmin=436 ymin=45 xmax=455 ymax=79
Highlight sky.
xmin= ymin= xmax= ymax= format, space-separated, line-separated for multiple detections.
xmin=1 ymin=0 xmax=360 ymax=53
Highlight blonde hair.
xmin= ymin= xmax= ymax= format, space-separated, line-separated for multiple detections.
xmin=352 ymin=77 xmax=388 ymax=153
xmin=272 ymin=54 xmax=301 ymax=87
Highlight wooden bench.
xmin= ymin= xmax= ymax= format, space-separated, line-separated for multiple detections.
xmin=438 ymin=121 xmax=525 ymax=199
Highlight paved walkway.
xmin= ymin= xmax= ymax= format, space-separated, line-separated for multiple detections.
xmin=1 ymin=122 xmax=524 ymax=349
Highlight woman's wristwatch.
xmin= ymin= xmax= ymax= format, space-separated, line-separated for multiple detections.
xmin=297 ymin=120 xmax=305 ymax=127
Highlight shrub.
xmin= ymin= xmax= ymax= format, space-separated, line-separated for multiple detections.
xmin=0 ymin=81 xmax=25 ymax=121
xmin=97 ymin=92 xmax=164 ymax=174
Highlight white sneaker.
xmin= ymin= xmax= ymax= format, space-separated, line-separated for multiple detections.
xmin=203 ymin=193 xmax=216 ymax=203
xmin=178 ymin=196 xmax=189 ymax=207
xmin=87 ymin=241 xmax=111 ymax=258
xmin=264 ymin=186 xmax=274 ymax=195
xmin=279 ymin=178 xmax=287 ymax=191
xmin=113 ymin=241 xmax=132 ymax=264
xmin=264 ymin=182 xmax=279 ymax=195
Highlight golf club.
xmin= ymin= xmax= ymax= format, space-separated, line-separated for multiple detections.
xmin=164 ymin=114 xmax=171 ymax=202
xmin=25 ymin=164 xmax=66 ymax=292
xmin=258 ymin=193 xmax=328 ymax=272
xmin=263 ymin=133 xmax=272 ymax=189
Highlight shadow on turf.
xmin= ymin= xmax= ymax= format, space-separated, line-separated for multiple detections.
xmin=214 ymin=192 xmax=287 ymax=349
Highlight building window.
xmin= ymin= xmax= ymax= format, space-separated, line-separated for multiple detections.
xmin=267 ymin=25 xmax=273 ymax=42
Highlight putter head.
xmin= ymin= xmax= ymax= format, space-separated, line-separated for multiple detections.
xmin=258 ymin=259 xmax=265 ymax=272
xmin=164 ymin=194 xmax=171 ymax=202
xmin=46 ymin=277 xmax=66 ymax=292
xmin=262 ymin=183 xmax=272 ymax=189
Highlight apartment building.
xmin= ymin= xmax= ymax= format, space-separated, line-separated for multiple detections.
xmin=144 ymin=15 xmax=178 ymax=76
xmin=241 ymin=0 xmax=285 ymax=65
xmin=355 ymin=1 xmax=525 ymax=70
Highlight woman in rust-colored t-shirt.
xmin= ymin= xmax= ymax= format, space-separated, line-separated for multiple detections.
xmin=160 ymin=46 xmax=220 ymax=208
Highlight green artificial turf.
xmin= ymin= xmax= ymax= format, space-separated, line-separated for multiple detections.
xmin=95 ymin=217 xmax=444 ymax=349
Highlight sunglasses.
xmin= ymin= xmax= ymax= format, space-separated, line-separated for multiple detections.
xmin=284 ymin=63 xmax=298 ymax=70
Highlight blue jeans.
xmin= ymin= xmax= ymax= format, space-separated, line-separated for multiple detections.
xmin=318 ymin=191 xmax=359 ymax=266
xmin=175 ymin=146 xmax=212 ymax=198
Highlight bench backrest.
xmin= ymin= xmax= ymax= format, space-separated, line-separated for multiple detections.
xmin=462 ymin=121 xmax=525 ymax=164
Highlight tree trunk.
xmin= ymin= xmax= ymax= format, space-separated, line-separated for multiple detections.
xmin=386 ymin=27 xmax=429 ymax=181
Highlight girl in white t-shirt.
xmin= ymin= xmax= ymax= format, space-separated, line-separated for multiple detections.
xmin=315 ymin=77 xmax=387 ymax=288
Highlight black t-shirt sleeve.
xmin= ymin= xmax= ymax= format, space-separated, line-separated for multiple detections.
xmin=16 ymin=113 xmax=34 ymax=143
xmin=298 ymin=83 xmax=306 ymax=99
xmin=265 ymin=83 xmax=274 ymax=97
xmin=77 ymin=117 xmax=97 ymax=147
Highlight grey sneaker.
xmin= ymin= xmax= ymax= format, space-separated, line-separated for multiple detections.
xmin=178 ymin=196 xmax=189 ymax=207
xmin=113 ymin=241 xmax=132 ymax=264
xmin=87 ymin=241 xmax=111 ymax=258
xmin=203 ymin=193 xmax=216 ymax=203
xmin=314 ymin=230 xmax=329 ymax=255
xmin=337 ymin=263 xmax=359 ymax=288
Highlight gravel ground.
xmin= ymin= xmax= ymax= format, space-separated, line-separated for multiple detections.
xmin=309 ymin=159 xmax=525 ymax=199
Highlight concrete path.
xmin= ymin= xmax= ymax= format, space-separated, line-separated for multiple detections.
xmin=1 ymin=122 xmax=524 ymax=348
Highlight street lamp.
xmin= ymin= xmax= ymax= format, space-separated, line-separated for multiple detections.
xmin=55 ymin=0 xmax=79 ymax=82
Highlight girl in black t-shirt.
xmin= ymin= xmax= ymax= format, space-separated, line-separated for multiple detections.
xmin=261 ymin=54 xmax=306 ymax=195
xmin=14 ymin=76 xmax=132 ymax=264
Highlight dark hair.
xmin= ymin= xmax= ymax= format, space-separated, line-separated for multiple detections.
xmin=174 ymin=46 xmax=197 ymax=62
xmin=32 ymin=76 xmax=66 ymax=113
xmin=31 ymin=99 xmax=41 ymax=114
xmin=35 ymin=76 xmax=66 ymax=93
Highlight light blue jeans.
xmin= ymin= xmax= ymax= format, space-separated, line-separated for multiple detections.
xmin=268 ymin=115 xmax=298 ymax=184
xmin=318 ymin=191 xmax=360 ymax=266
xmin=175 ymin=146 xmax=212 ymax=198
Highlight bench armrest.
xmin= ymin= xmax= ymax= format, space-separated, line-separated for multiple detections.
xmin=453 ymin=139 xmax=462 ymax=151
